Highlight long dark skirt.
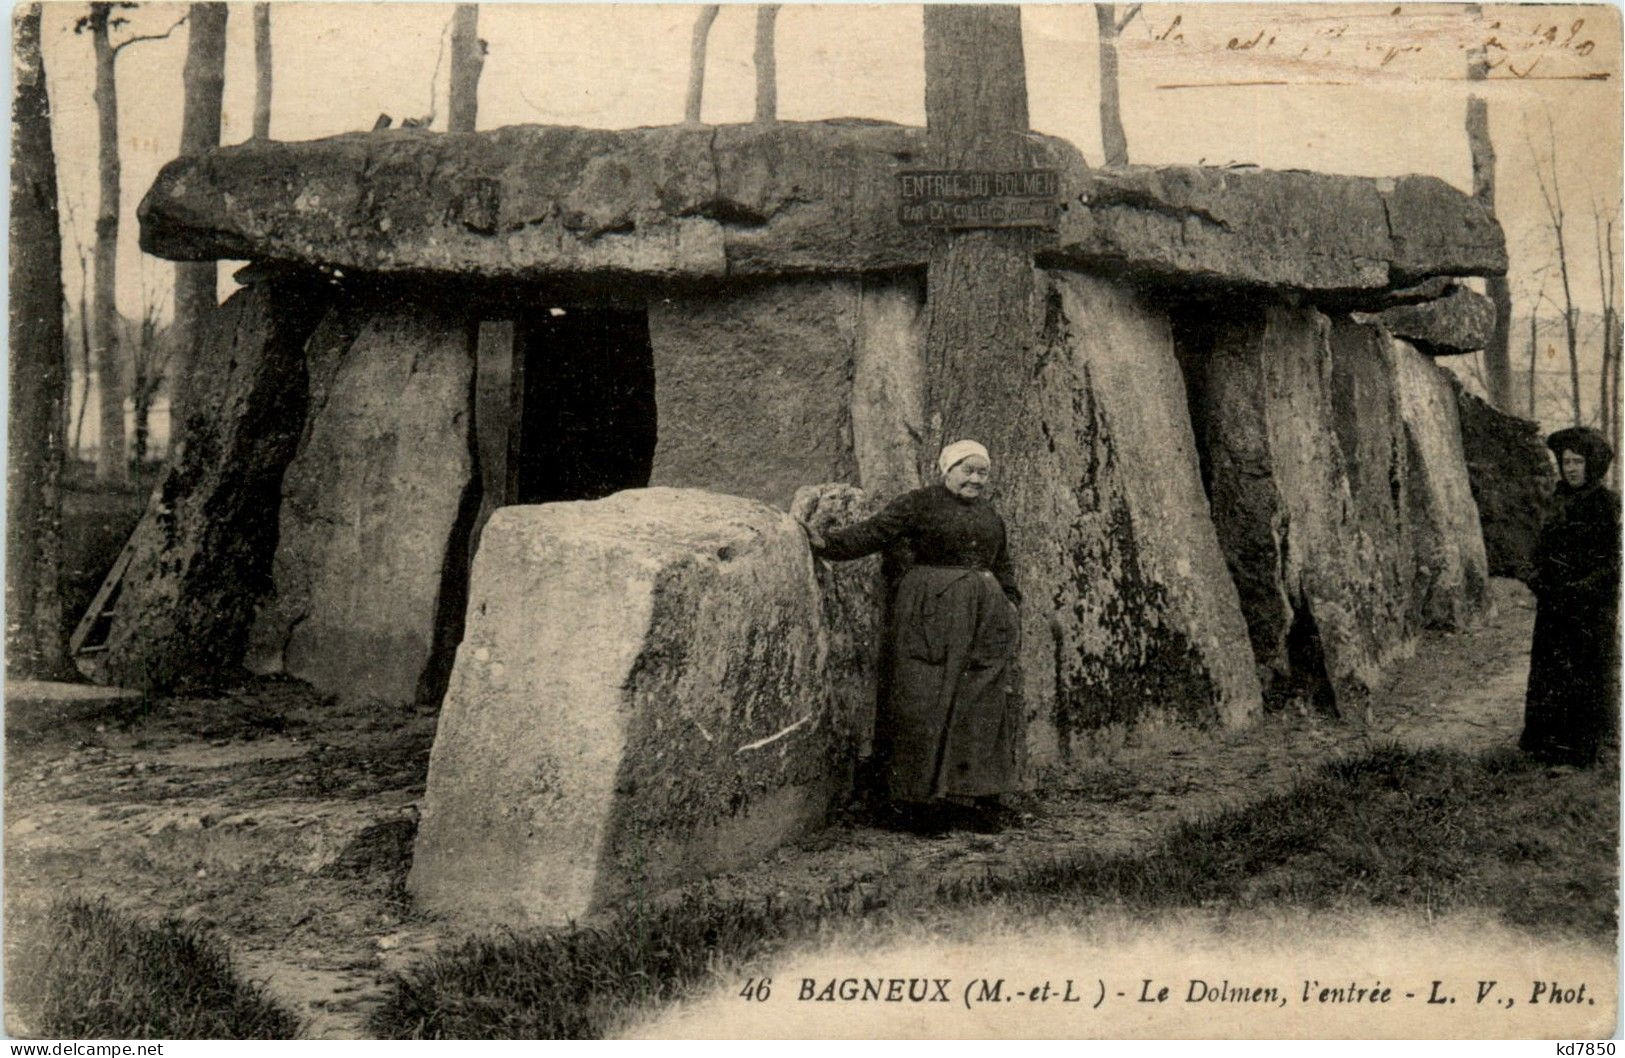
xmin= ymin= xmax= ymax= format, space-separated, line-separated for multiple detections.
xmin=1520 ymin=596 xmax=1619 ymax=765
xmin=881 ymin=566 xmax=1023 ymax=802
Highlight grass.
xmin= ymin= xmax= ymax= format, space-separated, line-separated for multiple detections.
xmin=368 ymin=742 xmax=1618 ymax=1039
xmin=8 ymin=897 xmax=302 ymax=1039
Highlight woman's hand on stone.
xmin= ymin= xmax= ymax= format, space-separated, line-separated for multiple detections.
xmin=799 ymin=520 xmax=826 ymax=551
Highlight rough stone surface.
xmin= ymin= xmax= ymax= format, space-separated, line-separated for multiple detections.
xmin=139 ymin=121 xmax=1504 ymax=295
xmin=849 ymin=274 xmax=927 ymax=500
xmin=1448 ymin=373 xmax=1552 ymax=579
xmin=1328 ymin=318 xmax=1418 ymax=648
xmin=408 ymin=490 xmax=847 ymax=926
xmin=246 ymin=303 xmax=476 ymax=708
xmin=1061 ymin=168 xmax=1504 ymax=292
xmin=792 ymin=483 xmax=884 ymax=758
xmin=88 ymin=278 xmax=328 ymax=690
xmin=1024 ymin=273 xmax=1261 ymax=764
xmin=1190 ymin=303 xmax=1402 ymax=712
xmin=647 ymin=277 xmax=862 ymax=507
xmin=1368 ymin=283 xmax=1496 ymax=356
xmin=1389 ymin=337 xmax=1491 ymax=629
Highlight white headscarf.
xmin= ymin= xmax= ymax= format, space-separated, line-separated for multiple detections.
xmin=937 ymin=439 xmax=990 ymax=477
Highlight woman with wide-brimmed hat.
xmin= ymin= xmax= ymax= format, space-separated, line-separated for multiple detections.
xmin=799 ymin=440 xmax=1024 ymax=833
xmin=1520 ymin=426 xmax=1620 ymax=767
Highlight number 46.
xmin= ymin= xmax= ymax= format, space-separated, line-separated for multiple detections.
xmin=738 ymin=977 xmax=773 ymax=1002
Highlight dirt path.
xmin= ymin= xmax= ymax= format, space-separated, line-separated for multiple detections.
xmin=3 ymin=581 xmax=1537 ymax=1038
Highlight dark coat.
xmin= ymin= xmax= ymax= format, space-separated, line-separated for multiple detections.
xmin=1520 ymin=428 xmax=1620 ymax=765
xmin=815 ymin=485 xmax=1020 ymax=604
xmin=816 ymin=485 xmax=1023 ymax=800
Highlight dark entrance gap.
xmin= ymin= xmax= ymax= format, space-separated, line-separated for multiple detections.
xmin=515 ymin=307 xmax=657 ymax=504
xmin=422 ymin=305 xmax=658 ymax=712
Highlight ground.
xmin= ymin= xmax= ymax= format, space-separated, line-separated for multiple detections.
xmin=0 ymin=578 xmax=1597 ymax=1038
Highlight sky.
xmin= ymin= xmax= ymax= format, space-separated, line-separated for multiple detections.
xmin=32 ymin=2 xmax=1624 ymax=327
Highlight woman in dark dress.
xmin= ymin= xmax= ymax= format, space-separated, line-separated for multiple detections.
xmin=1520 ymin=426 xmax=1620 ymax=766
xmin=802 ymin=440 xmax=1024 ymax=831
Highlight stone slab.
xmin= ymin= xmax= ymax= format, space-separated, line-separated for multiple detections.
xmin=87 ymin=277 xmax=328 ymax=691
xmin=1448 ymin=373 xmax=1552 ymax=580
xmin=1328 ymin=318 xmax=1418 ymax=647
xmin=1025 ymin=273 xmax=1262 ymax=762
xmin=792 ymin=483 xmax=885 ymax=759
xmin=246 ymin=303 xmax=476 ymax=708
xmin=1368 ymin=282 xmax=1496 ymax=356
xmin=647 ymin=276 xmax=862 ymax=507
xmin=407 ymin=489 xmax=847 ymax=926
xmin=1390 ymin=337 xmax=1492 ymax=629
xmin=139 ymin=121 xmax=1503 ymax=296
xmin=1192 ymin=303 xmax=1403 ymax=711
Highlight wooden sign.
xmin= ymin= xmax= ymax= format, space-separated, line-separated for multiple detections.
xmin=897 ymin=168 xmax=1060 ymax=229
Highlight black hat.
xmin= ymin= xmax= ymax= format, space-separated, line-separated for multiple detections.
xmin=1546 ymin=426 xmax=1614 ymax=486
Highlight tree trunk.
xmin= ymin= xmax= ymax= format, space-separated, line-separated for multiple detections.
xmin=173 ymin=3 xmax=227 ymax=435
xmin=72 ymin=277 xmax=91 ymax=457
xmin=89 ymin=4 xmax=125 ymax=485
xmin=1612 ymin=305 xmax=1622 ymax=485
xmin=1465 ymin=5 xmax=1512 ymax=411
xmin=1095 ymin=4 xmax=1128 ymax=166
xmin=921 ymin=5 xmax=1035 ymax=461
xmin=449 ymin=4 xmax=482 ymax=133
xmin=1599 ymin=225 xmax=1612 ymax=442
xmin=1528 ymin=309 xmax=1539 ymax=418
xmin=252 ymin=2 xmax=271 ymax=139
xmin=9 ymin=3 xmax=70 ymax=676
xmin=754 ymin=5 xmax=779 ymax=122
xmin=685 ymin=5 xmax=720 ymax=124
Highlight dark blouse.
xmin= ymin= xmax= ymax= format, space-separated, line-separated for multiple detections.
xmin=814 ymin=484 xmax=1021 ymax=605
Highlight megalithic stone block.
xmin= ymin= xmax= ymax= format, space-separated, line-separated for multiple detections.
xmin=1195 ymin=303 xmax=1404 ymax=713
xmin=86 ymin=275 xmax=329 ymax=691
xmin=1446 ymin=372 xmax=1552 ymax=580
xmin=1038 ymin=273 xmax=1263 ymax=759
xmin=1388 ymin=336 xmax=1491 ymax=629
xmin=408 ymin=489 xmax=850 ymax=926
xmin=245 ymin=303 xmax=477 ymax=709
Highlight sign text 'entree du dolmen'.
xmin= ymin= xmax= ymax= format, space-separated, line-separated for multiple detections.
xmin=897 ymin=169 xmax=1060 ymax=229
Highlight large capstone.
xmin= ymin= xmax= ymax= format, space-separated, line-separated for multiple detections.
xmin=1184 ymin=303 xmax=1402 ymax=713
xmin=139 ymin=121 xmax=1504 ymax=297
xmin=1388 ymin=335 xmax=1491 ymax=629
xmin=408 ymin=489 xmax=848 ymax=926
xmin=1448 ymin=373 xmax=1552 ymax=579
xmin=86 ymin=276 xmax=328 ymax=690
xmin=245 ymin=301 xmax=477 ymax=708
xmin=1025 ymin=273 xmax=1261 ymax=762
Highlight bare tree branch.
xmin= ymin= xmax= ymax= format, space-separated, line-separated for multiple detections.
xmin=110 ymin=12 xmax=188 ymax=55
xmin=1116 ymin=3 xmax=1143 ymax=32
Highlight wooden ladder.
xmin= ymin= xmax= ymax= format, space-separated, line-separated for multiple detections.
xmin=68 ymin=536 xmax=138 ymax=660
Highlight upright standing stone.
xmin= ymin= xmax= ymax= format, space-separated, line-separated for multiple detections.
xmin=1194 ymin=303 xmax=1398 ymax=712
xmin=409 ymin=489 xmax=847 ymax=926
xmin=247 ymin=304 xmax=476 ymax=708
xmin=89 ymin=277 xmax=328 ymax=690
xmin=1389 ymin=335 xmax=1491 ymax=629
xmin=1039 ymin=274 xmax=1261 ymax=756
xmin=648 ymin=277 xmax=861 ymax=507
xmin=1328 ymin=318 xmax=1418 ymax=648
xmin=792 ymin=482 xmax=885 ymax=759
xmin=1448 ymin=372 xmax=1551 ymax=579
